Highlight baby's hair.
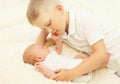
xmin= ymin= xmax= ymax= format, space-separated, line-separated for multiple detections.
xmin=23 ymin=44 xmax=37 ymax=65
xmin=26 ymin=0 xmax=60 ymax=25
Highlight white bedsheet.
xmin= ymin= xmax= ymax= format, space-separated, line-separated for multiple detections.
xmin=0 ymin=0 xmax=120 ymax=84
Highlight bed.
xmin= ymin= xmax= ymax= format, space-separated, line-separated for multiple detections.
xmin=0 ymin=0 xmax=120 ymax=84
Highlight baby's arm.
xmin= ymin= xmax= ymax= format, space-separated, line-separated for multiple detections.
xmin=51 ymin=34 xmax=62 ymax=54
xmin=34 ymin=62 xmax=55 ymax=78
xmin=51 ymin=40 xmax=107 ymax=81
xmin=36 ymin=30 xmax=56 ymax=47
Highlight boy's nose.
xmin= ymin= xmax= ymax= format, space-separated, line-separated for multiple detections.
xmin=47 ymin=28 xmax=53 ymax=33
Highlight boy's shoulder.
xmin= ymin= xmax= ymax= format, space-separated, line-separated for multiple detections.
xmin=69 ymin=9 xmax=102 ymax=22
xmin=68 ymin=9 xmax=94 ymax=18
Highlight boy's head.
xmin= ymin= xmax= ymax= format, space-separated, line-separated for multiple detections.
xmin=23 ymin=43 xmax=50 ymax=65
xmin=27 ymin=0 xmax=69 ymax=35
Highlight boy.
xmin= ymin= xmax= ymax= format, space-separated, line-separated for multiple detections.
xmin=26 ymin=0 xmax=117 ymax=81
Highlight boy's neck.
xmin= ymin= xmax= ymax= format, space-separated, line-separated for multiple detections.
xmin=65 ymin=12 xmax=69 ymax=34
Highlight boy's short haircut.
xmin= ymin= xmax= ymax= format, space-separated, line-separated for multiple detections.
xmin=26 ymin=0 xmax=59 ymax=25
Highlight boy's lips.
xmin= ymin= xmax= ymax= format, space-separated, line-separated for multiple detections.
xmin=53 ymin=30 xmax=59 ymax=35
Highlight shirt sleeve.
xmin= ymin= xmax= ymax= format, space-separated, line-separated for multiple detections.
xmin=82 ymin=13 xmax=104 ymax=46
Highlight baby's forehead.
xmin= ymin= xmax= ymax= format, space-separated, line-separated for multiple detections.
xmin=27 ymin=55 xmax=36 ymax=65
xmin=29 ymin=44 xmax=43 ymax=53
xmin=30 ymin=44 xmax=41 ymax=48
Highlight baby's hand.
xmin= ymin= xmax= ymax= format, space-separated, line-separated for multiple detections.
xmin=34 ymin=62 xmax=41 ymax=68
xmin=51 ymin=33 xmax=61 ymax=41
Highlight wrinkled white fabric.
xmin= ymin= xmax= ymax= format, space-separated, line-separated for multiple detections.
xmin=40 ymin=51 xmax=92 ymax=82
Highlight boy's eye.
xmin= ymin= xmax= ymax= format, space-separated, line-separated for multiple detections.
xmin=43 ymin=28 xmax=46 ymax=30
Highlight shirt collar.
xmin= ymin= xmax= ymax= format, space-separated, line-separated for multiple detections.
xmin=68 ymin=10 xmax=75 ymax=36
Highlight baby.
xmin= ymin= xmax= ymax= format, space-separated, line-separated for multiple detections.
xmin=23 ymin=43 xmax=92 ymax=82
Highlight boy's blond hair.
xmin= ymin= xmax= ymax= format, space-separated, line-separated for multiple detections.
xmin=26 ymin=0 xmax=60 ymax=25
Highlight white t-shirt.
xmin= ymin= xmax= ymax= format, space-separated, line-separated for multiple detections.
xmin=40 ymin=51 xmax=92 ymax=82
xmin=62 ymin=10 xmax=120 ymax=70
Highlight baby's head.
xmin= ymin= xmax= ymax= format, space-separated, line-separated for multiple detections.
xmin=27 ymin=0 xmax=69 ymax=35
xmin=23 ymin=43 xmax=50 ymax=65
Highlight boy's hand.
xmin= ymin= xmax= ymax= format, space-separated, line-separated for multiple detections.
xmin=74 ymin=55 xmax=87 ymax=59
xmin=50 ymin=68 xmax=77 ymax=82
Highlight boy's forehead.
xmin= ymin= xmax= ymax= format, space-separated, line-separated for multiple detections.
xmin=34 ymin=14 xmax=51 ymax=27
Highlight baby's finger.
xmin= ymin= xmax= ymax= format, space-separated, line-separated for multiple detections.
xmin=34 ymin=62 xmax=40 ymax=68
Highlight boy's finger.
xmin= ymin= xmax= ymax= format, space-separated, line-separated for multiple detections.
xmin=55 ymin=69 xmax=61 ymax=74
xmin=50 ymin=73 xmax=59 ymax=80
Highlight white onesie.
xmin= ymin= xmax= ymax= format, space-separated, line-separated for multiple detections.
xmin=40 ymin=51 xmax=92 ymax=82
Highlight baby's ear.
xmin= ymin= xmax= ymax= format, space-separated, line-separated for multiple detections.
xmin=35 ymin=56 xmax=41 ymax=62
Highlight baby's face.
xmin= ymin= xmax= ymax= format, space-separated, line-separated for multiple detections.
xmin=32 ymin=45 xmax=50 ymax=62
xmin=34 ymin=4 xmax=68 ymax=35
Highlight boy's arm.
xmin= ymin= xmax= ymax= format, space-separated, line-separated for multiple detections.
xmin=51 ymin=40 xmax=108 ymax=81
xmin=36 ymin=30 xmax=48 ymax=46
xmin=51 ymin=34 xmax=62 ymax=54
xmin=34 ymin=62 xmax=55 ymax=78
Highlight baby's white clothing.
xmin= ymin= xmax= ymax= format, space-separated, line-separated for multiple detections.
xmin=62 ymin=10 xmax=120 ymax=71
xmin=40 ymin=51 xmax=92 ymax=82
